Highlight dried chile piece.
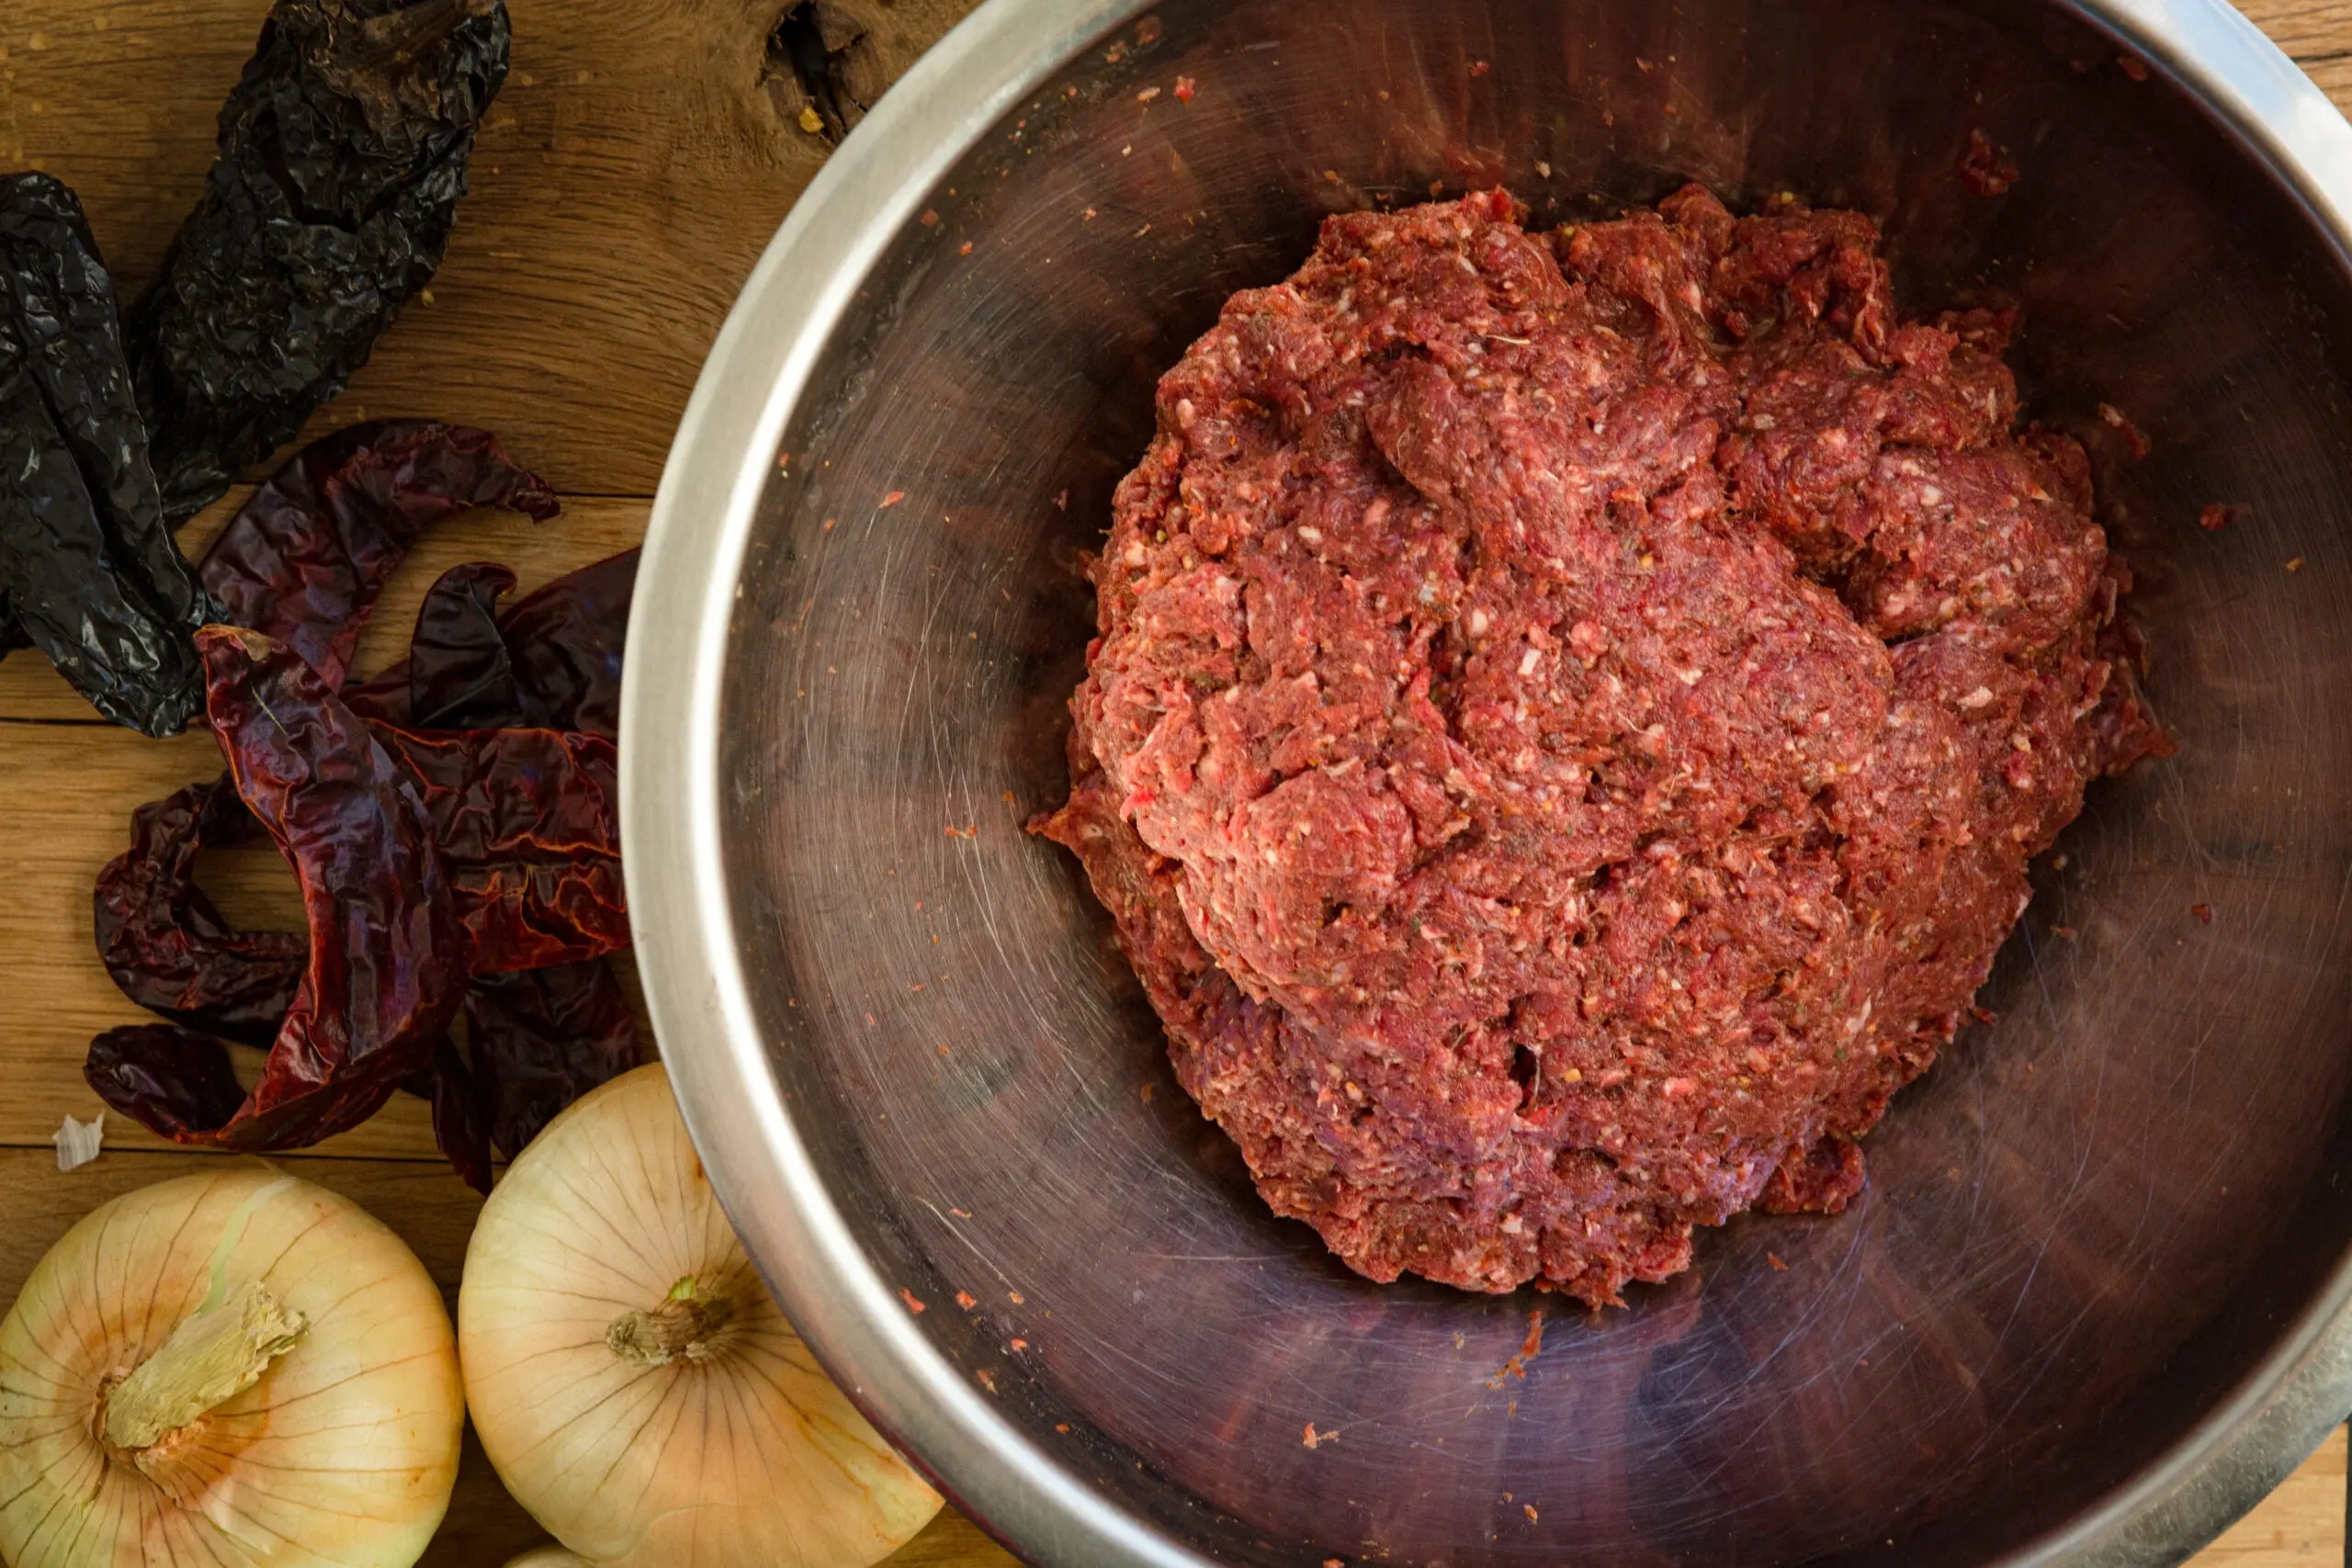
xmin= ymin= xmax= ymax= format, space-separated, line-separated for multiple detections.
xmin=128 ymin=0 xmax=516 ymax=521
xmin=343 ymin=559 xmax=515 ymax=727
xmin=409 ymin=1036 xmax=495 ymax=1194
xmin=85 ymin=626 xmax=466 ymax=1151
xmin=494 ymin=547 xmax=636 ymax=738
xmin=85 ymin=1025 xmax=251 ymax=1140
xmin=92 ymin=776 xmax=305 ymax=1048
xmin=465 ymin=962 xmax=639 ymax=1158
xmin=394 ymin=560 xmax=520 ymax=728
xmin=0 ymin=174 xmax=218 ymax=735
xmin=93 ymin=546 xmax=630 ymax=1063
xmin=201 ymin=419 xmax=558 ymax=688
xmin=344 ymin=547 xmax=635 ymax=735
xmin=365 ymin=723 xmax=628 ymax=968
xmin=357 ymin=550 xmax=639 ymax=1173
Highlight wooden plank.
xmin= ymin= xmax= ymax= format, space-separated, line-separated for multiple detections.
xmin=893 ymin=1515 xmax=1023 ymax=1567
xmin=4 ymin=0 xmax=985 ymax=499
xmin=2233 ymin=0 xmax=2352 ymax=62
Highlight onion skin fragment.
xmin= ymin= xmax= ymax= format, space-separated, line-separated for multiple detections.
xmin=461 ymin=1062 xmax=944 ymax=1568
xmin=0 ymin=1168 xmax=464 ymax=1568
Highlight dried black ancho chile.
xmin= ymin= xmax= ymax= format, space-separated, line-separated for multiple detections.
xmin=129 ymin=0 xmax=516 ymax=523
xmin=0 ymin=174 xmax=218 ymax=736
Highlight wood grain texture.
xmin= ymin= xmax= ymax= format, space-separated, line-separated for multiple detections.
xmin=0 ymin=0 xmax=2344 ymax=1561
xmin=3 ymin=0 xmax=984 ymax=498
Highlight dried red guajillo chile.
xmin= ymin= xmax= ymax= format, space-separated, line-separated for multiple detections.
xmin=91 ymin=777 xmax=303 ymax=1049
xmin=92 ymin=546 xmax=640 ymax=1176
xmin=200 ymin=418 xmax=559 ymax=689
xmin=93 ymin=422 xmax=567 ymax=1045
xmin=368 ymin=723 xmax=628 ymax=968
xmin=343 ymin=547 xmax=637 ymax=735
xmin=357 ymin=554 xmax=639 ymax=1179
xmin=460 ymin=963 xmax=639 ymax=1172
xmin=86 ymin=628 xmax=466 ymax=1150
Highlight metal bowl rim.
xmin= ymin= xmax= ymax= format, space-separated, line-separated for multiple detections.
xmin=618 ymin=0 xmax=2352 ymax=1561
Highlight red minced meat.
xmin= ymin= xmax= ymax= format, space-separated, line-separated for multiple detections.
xmin=1038 ymin=185 xmax=2164 ymax=1305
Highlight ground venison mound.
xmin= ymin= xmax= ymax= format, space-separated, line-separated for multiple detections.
xmin=1041 ymin=185 xmax=2163 ymax=1305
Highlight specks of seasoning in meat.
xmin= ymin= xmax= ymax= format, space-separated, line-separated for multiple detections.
xmin=899 ymin=1289 xmax=927 ymax=1314
xmin=2199 ymin=503 xmax=2234 ymax=531
xmin=2191 ymin=903 xmax=2212 ymax=923
xmin=2286 ymin=557 xmax=2305 ymax=573
xmin=1036 ymin=185 xmax=2165 ymax=1305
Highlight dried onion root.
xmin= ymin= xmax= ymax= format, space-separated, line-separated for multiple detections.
xmin=460 ymin=1062 xmax=944 ymax=1567
xmin=0 ymin=1169 xmax=463 ymax=1568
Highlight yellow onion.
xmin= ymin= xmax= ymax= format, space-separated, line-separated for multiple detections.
xmin=460 ymin=1062 xmax=943 ymax=1567
xmin=0 ymin=1168 xmax=464 ymax=1568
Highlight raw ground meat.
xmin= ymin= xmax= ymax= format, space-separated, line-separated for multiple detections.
xmin=1039 ymin=185 xmax=2165 ymax=1305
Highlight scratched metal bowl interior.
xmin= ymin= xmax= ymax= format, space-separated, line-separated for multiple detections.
xmin=709 ymin=0 xmax=2352 ymax=1562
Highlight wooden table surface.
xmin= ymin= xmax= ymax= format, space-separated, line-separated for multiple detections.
xmin=2 ymin=1 xmax=2347 ymax=1563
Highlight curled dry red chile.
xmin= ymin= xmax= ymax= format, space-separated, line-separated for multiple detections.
xmin=87 ymin=627 xmax=467 ymax=1150
xmin=93 ymin=422 xmax=567 ymax=1032
xmin=343 ymin=547 xmax=636 ymax=736
xmin=90 ymin=429 xmax=637 ymax=1180
xmin=92 ymin=777 xmax=304 ymax=1049
xmin=200 ymin=418 xmax=559 ymax=688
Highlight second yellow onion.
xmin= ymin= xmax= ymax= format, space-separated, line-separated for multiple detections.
xmin=460 ymin=1062 xmax=943 ymax=1567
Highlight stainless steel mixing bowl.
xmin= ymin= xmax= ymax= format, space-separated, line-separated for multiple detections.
xmin=622 ymin=0 xmax=2352 ymax=1561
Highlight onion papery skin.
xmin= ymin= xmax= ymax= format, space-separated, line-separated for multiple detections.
xmin=0 ymin=1168 xmax=464 ymax=1568
xmin=459 ymin=1063 xmax=943 ymax=1568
